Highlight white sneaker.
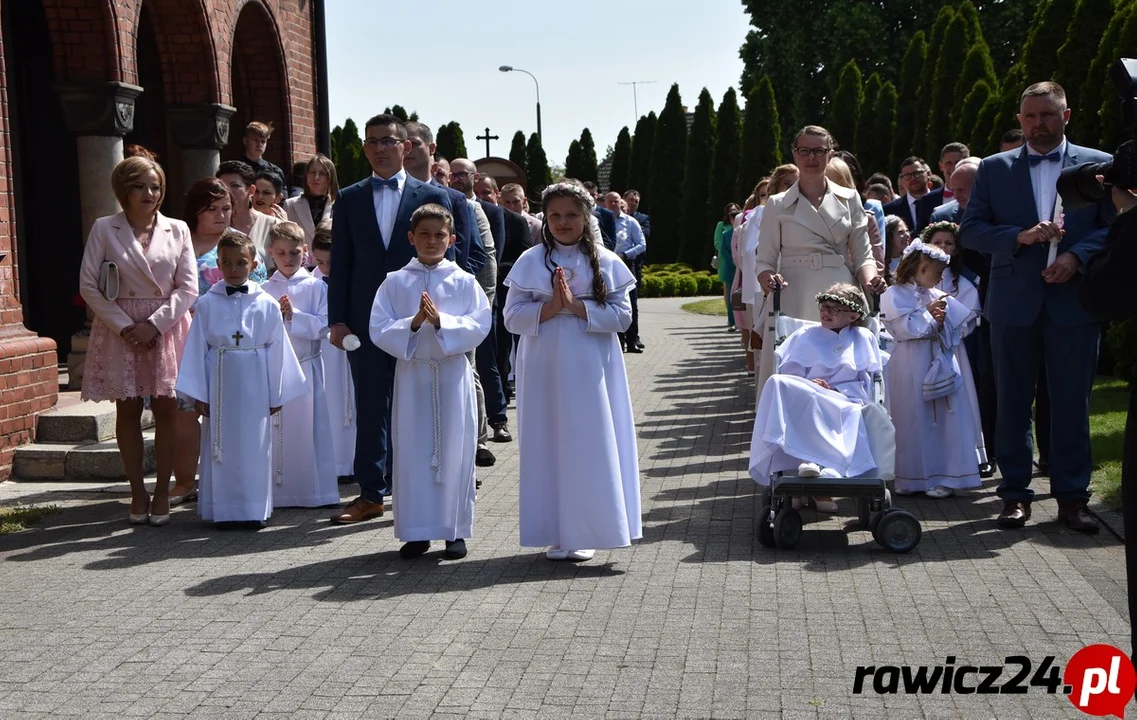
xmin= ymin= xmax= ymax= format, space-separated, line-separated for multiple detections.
xmin=797 ymin=462 xmax=821 ymax=478
xmin=546 ymin=547 xmax=570 ymax=561
xmin=566 ymin=549 xmax=595 ymax=561
xmin=819 ymin=468 xmax=842 ymax=478
xmin=925 ymin=486 xmax=955 ymax=499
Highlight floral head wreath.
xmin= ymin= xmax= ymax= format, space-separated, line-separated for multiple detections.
xmin=919 ymin=220 xmax=960 ymax=244
xmin=541 ymin=181 xmax=595 ymax=211
xmin=901 ymin=239 xmax=951 ymax=264
xmin=815 ymin=289 xmax=867 ymax=317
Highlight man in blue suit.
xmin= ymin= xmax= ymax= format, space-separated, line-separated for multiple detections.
xmin=327 ymin=113 xmax=452 ymax=524
xmin=883 ymin=156 xmax=944 ymax=234
xmin=960 ymin=81 xmax=1112 ymax=533
xmin=584 ymin=181 xmax=617 ymax=250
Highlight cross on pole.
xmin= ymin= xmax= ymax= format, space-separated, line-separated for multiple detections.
xmin=476 ymin=127 xmax=499 ymax=158
xmin=231 ymin=330 xmax=244 ymax=347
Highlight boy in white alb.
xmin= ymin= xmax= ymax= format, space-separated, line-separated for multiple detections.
xmin=370 ymin=204 xmax=492 ymax=560
xmin=263 ymin=221 xmax=339 ymax=507
xmin=175 ymin=230 xmax=306 ymax=528
xmin=310 ymin=219 xmax=356 ymax=483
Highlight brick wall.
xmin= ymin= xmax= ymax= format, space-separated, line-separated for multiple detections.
xmin=0 ymin=0 xmax=317 ymax=479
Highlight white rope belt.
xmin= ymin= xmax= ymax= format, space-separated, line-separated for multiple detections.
xmin=411 ymin=354 xmax=465 ymax=484
xmin=212 ymin=344 xmax=268 ymax=464
xmin=340 ymin=350 xmax=353 ymax=428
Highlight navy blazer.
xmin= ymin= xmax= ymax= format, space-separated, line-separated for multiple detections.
xmin=477 ymin=198 xmax=506 ymax=263
xmin=328 ymin=175 xmax=452 ymax=338
xmin=883 ymin=187 xmax=943 ymax=234
xmin=633 ymin=211 xmax=651 ymax=242
xmin=594 ymin=206 xmax=617 ymax=250
xmin=959 ymin=142 xmax=1114 ymax=327
xmin=431 ymin=180 xmax=486 ymax=275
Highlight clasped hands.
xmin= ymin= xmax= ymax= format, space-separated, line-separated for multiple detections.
xmin=926 ymin=298 xmax=947 ymax=329
xmin=1017 ymin=222 xmax=1080 ymax=283
xmin=542 ymin=267 xmax=587 ymax=320
xmin=120 ymin=321 xmax=159 ymax=349
xmin=279 ymin=295 xmax=293 ymax=321
xmin=411 ymin=292 xmax=441 ymax=332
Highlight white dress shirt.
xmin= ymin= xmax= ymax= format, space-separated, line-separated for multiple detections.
xmin=371 ymin=170 xmax=406 ymax=247
xmin=906 ymin=193 xmax=919 ymax=224
xmin=1027 ymin=139 xmax=1066 ymax=222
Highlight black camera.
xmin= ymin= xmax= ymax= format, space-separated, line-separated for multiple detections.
xmin=1057 ymin=58 xmax=1137 ymax=210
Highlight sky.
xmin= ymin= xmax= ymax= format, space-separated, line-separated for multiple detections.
xmin=326 ymin=0 xmax=751 ymax=168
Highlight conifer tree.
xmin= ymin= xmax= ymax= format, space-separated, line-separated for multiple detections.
xmin=955 ymin=80 xmax=995 ymax=151
xmin=578 ymin=128 xmax=599 ymax=184
xmin=508 ymin=130 xmax=527 ymax=171
xmin=525 ymin=133 xmax=551 ymax=202
xmin=436 ymin=122 xmax=468 ymax=160
xmin=972 ymin=91 xmax=1002 ymax=156
xmin=1098 ymin=7 xmax=1137 ymax=149
xmin=1073 ymin=2 xmax=1131 ymax=144
xmin=1056 ymin=0 xmax=1117 ymax=114
xmin=927 ymin=14 xmax=971 ymax=159
xmin=957 ymin=0 xmax=984 ymax=47
xmin=873 ymin=82 xmax=899 ymax=176
xmin=679 ymin=88 xmax=718 ymax=267
xmin=916 ymin=8 xmax=957 ymax=152
xmin=1020 ymin=0 xmax=1077 ymax=83
xmin=564 ymin=140 xmax=585 ymax=180
xmin=627 ymin=112 xmax=657 ymax=207
xmin=828 ymin=60 xmax=863 ymax=155
xmin=608 ymin=127 xmax=633 ymax=194
xmin=737 ymin=75 xmax=782 ymax=200
xmin=951 ymin=38 xmax=999 ymax=133
xmin=856 ymin=73 xmax=883 ymax=171
xmin=332 ymin=118 xmax=367 ymax=185
xmin=896 ymin=31 xmax=928 ymax=171
xmin=648 ymin=84 xmax=689 ymax=263
xmin=709 ymin=88 xmax=743 ymax=223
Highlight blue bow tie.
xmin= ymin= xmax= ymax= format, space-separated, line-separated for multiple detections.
xmin=371 ymin=176 xmax=398 ymax=191
xmin=1028 ymin=151 xmax=1062 ymax=166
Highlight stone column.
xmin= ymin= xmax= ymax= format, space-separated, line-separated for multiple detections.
xmin=168 ymin=103 xmax=236 ymax=203
xmin=56 ymin=82 xmax=143 ymax=389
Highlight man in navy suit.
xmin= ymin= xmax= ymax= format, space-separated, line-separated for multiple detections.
xmin=327 ymin=113 xmax=452 ymax=524
xmin=883 ymin=156 xmax=943 ymax=234
xmin=961 ymin=81 xmax=1112 ymax=533
xmin=625 ymin=189 xmax=649 ymax=350
xmin=584 ymin=181 xmax=617 ymax=249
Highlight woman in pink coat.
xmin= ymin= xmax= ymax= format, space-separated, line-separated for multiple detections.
xmin=78 ymin=157 xmax=197 ymax=526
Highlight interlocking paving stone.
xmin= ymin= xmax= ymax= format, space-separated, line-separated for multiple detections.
xmin=0 ymin=296 xmax=1129 ymax=718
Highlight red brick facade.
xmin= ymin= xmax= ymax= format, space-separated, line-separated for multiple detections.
xmin=0 ymin=0 xmax=319 ymax=480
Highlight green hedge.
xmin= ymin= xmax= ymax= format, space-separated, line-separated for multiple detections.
xmin=640 ymin=263 xmax=720 ymax=298
xmin=1106 ymin=319 xmax=1136 ymax=386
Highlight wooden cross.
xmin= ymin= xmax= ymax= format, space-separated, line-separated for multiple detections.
xmin=231 ymin=330 xmax=245 ymax=347
xmin=476 ymin=127 xmax=499 ymax=158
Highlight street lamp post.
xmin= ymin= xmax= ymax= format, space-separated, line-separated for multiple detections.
xmin=499 ymin=65 xmax=541 ymax=144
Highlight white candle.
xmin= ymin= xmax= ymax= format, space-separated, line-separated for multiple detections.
xmin=1047 ymin=194 xmax=1062 ymax=267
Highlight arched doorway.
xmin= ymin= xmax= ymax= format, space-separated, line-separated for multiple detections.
xmin=228 ymin=1 xmax=291 ymax=173
xmin=125 ymin=3 xmax=171 ymax=212
xmin=2 ymin=0 xmax=83 ymax=359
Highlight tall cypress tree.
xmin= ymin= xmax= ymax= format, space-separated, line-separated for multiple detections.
xmin=1020 ymin=0 xmax=1077 ymax=83
xmin=856 ymin=73 xmax=883 ymax=170
xmin=896 ymin=31 xmax=928 ymax=173
xmin=737 ymin=74 xmax=782 ymax=200
xmin=927 ymin=14 xmax=970 ymax=159
xmin=828 ymin=60 xmax=863 ymax=155
xmin=332 ymin=118 xmax=368 ymax=185
xmin=873 ymin=82 xmax=899 ymax=176
xmin=916 ymin=8 xmax=957 ymax=153
xmin=957 ymin=0 xmax=984 ymax=47
xmin=1098 ymin=7 xmax=1137 ymax=149
xmin=1056 ymin=0 xmax=1117 ymax=114
xmin=627 ymin=112 xmax=657 ymax=206
xmin=578 ymin=128 xmax=599 ymax=184
xmin=709 ymin=88 xmax=743 ymax=228
xmin=1074 ymin=2 xmax=1131 ymax=144
xmin=648 ymin=84 xmax=688 ymax=263
xmin=679 ymin=88 xmax=717 ymax=267
xmin=525 ymin=133 xmax=551 ymax=201
xmin=955 ymin=80 xmax=995 ymax=151
xmin=951 ymin=38 xmax=999 ymax=133
xmin=987 ymin=63 xmax=1028 ymax=154
xmin=971 ymin=87 xmax=1002 ymax=156
xmin=508 ymin=130 xmax=527 ymax=171
xmin=436 ymin=122 xmax=468 ymax=160
xmin=608 ymin=127 xmax=633 ymax=194
xmin=564 ymin=139 xmax=585 ymax=180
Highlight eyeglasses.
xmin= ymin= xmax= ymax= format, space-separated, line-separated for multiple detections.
xmin=364 ymin=136 xmax=404 ymax=149
xmin=793 ymin=146 xmax=831 ymax=159
xmin=900 ymin=170 xmax=928 ymax=180
xmin=818 ymin=302 xmax=850 ymax=315
xmin=451 ymin=171 xmax=474 ymax=180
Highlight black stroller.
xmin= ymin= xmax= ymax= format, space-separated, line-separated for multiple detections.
xmin=754 ymin=287 xmax=922 ymax=553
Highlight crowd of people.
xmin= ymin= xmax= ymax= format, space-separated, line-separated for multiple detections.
xmin=78 ymin=115 xmax=645 ymax=563
xmin=729 ymin=80 xmax=1113 ymax=534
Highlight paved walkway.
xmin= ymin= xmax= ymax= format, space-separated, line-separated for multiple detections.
xmin=0 ymin=297 xmax=1129 ymax=719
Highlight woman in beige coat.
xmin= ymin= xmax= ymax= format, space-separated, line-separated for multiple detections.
xmin=754 ymin=126 xmax=886 ymax=405
xmin=284 ymin=153 xmax=338 ymax=243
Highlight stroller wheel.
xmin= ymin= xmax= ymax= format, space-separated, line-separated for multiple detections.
xmin=773 ymin=507 xmax=802 ymax=549
xmin=757 ymin=504 xmax=776 ymax=548
xmin=856 ymin=498 xmax=872 ymax=529
xmin=874 ymin=509 xmax=922 ymax=553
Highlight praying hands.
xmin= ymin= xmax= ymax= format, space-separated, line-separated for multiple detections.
xmin=279 ymin=295 xmax=293 ymax=321
xmin=540 ymin=268 xmax=587 ymax=322
xmin=411 ymin=292 xmax=441 ymax=332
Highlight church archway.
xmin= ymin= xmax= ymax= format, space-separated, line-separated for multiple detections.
xmin=228 ymin=1 xmax=291 ymax=171
xmin=2 ymin=0 xmax=84 ymax=359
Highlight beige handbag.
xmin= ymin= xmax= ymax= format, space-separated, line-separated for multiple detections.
xmin=98 ymin=261 xmax=119 ymax=301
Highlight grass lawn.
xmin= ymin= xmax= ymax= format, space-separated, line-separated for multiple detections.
xmin=0 ymin=505 xmax=60 ymax=535
xmin=1090 ymin=376 xmax=1128 ymax=511
xmin=681 ymin=298 xmax=728 ymax=316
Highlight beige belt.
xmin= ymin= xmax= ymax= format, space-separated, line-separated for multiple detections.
xmin=781 ymin=253 xmax=848 ymax=270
